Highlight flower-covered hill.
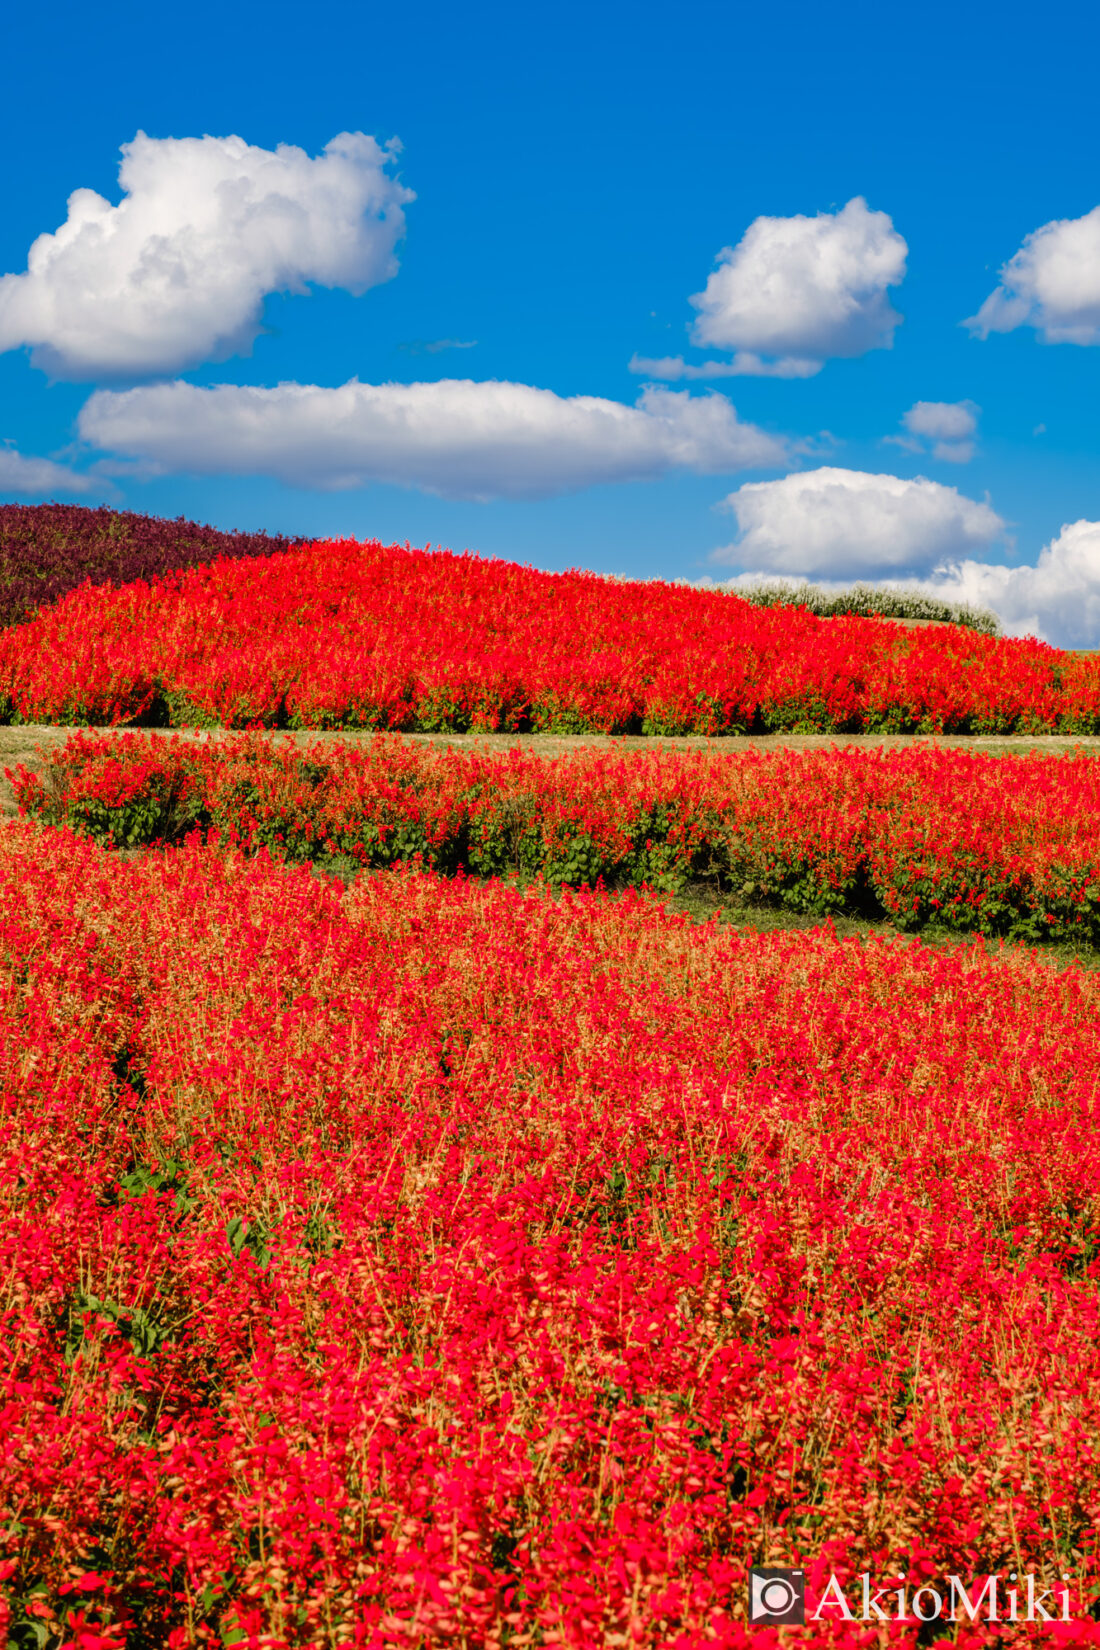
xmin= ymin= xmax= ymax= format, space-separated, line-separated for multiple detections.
xmin=2 ymin=530 xmax=1099 ymax=735
xmin=0 ymin=501 xmax=296 ymax=630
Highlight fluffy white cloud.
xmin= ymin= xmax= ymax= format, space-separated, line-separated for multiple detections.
xmin=688 ymin=198 xmax=907 ymax=370
xmin=905 ymin=520 xmax=1100 ymax=646
xmin=714 ymin=522 xmax=1100 ymax=647
xmin=885 ymin=400 xmax=979 ymax=464
xmin=965 ymin=206 xmax=1100 ymax=345
xmin=0 ymin=131 xmax=413 ymax=380
xmin=0 ymin=444 xmax=99 ymax=496
xmin=628 ymin=352 xmax=821 ymax=381
xmin=78 ymin=378 xmax=789 ymax=500
xmin=711 ymin=466 xmax=1005 ymax=578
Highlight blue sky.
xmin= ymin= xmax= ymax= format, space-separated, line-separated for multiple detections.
xmin=2 ymin=0 xmax=1099 ymax=640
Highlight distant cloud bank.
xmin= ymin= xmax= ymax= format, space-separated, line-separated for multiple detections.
xmin=79 ymin=378 xmax=790 ymax=500
xmin=715 ymin=521 xmax=1100 ymax=650
xmin=908 ymin=521 xmax=1100 ymax=647
xmin=0 ymin=130 xmax=413 ymax=379
xmin=710 ymin=463 xmax=1100 ymax=647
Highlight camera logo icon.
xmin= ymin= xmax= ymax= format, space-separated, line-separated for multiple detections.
xmin=749 ymin=1567 xmax=806 ymax=1624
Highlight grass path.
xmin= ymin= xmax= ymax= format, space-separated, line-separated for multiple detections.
xmin=5 ymin=722 xmax=1100 ymax=818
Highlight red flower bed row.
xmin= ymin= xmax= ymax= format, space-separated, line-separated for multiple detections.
xmin=1 ymin=535 xmax=1098 ymax=733
xmin=0 ymin=502 xmax=295 ymax=630
xmin=3 ymin=825 xmax=1100 ymax=1644
xmin=14 ymin=731 xmax=1100 ymax=946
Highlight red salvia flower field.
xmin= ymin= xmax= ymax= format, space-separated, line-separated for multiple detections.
xmin=14 ymin=730 xmax=1100 ymax=946
xmin=5 ymin=516 xmax=1100 ymax=1642
xmin=2 ymin=534 xmax=1099 ymax=734
xmin=3 ymin=823 xmax=1100 ymax=1644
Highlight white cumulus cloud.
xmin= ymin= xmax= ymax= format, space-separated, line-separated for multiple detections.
xmin=0 ymin=130 xmax=413 ymax=380
xmin=907 ymin=520 xmax=1100 ymax=646
xmin=715 ymin=522 xmax=1100 ymax=648
xmin=711 ymin=466 xmax=1005 ymax=578
xmin=884 ymin=400 xmax=980 ymax=464
xmin=0 ymin=444 xmax=100 ymax=496
xmin=687 ymin=197 xmax=907 ymax=372
xmin=965 ymin=205 xmax=1100 ymax=345
xmin=78 ymin=378 xmax=790 ymax=501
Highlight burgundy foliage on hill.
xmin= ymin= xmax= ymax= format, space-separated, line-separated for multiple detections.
xmin=0 ymin=502 xmax=296 ymax=629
